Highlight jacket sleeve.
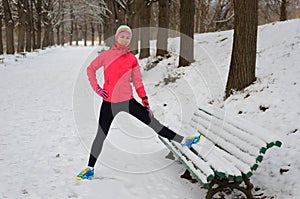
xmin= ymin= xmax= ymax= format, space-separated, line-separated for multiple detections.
xmin=86 ymin=54 xmax=103 ymax=91
xmin=131 ymin=57 xmax=147 ymax=98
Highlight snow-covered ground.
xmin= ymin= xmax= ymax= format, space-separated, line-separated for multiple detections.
xmin=0 ymin=19 xmax=299 ymax=198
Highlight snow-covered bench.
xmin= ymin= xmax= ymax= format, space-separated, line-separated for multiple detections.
xmin=159 ymin=105 xmax=282 ymax=199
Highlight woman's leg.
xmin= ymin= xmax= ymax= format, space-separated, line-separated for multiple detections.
xmin=88 ymin=101 xmax=115 ymax=167
xmin=127 ymin=98 xmax=184 ymax=143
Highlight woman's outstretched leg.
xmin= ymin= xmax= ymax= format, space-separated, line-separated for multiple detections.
xmin=128 ymin=99 xmax=184 ymax=143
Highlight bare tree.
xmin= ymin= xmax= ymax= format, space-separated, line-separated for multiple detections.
xmin=179 ymin=0 xmax=195 ymax=67
xmin=35 ymin=0 xmax=42 ymax=49
xmin=25 ymin=0 xmax=32 ymax=52
xmin=225 ymin=0 xmax=258 ymax=99
xmin=280 ymin=0 xmax=287 ymax=21
xmin=128 ymin=0 xmax=140 ymax=54
xmin=3 ymin=0 xmax=15 ymax=54
xmin=156 ymin=0 xmax=169 ymax=57
xmin=17 ymin=0 xmax=26 ymax=52
xmin=0 ymin=4 xmax=3 ymax=55
xmin=139 ymin=0 xmax=151 ymax=59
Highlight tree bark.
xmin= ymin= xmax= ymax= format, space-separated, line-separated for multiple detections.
xmin=225 ymin=0 xmax=258 ymax=99
xmin=139 ymin=0 xmax=151 ymax=59
xmin=84 ymin=20 xmax=88 ymax=46
xmin=69 ymin=3 xmax=75 ymax=46
xmin=3 ymin=0 xmax=15 ymax=54
xmin=103 ymin=0 xmax=116 ymax=47
xmin=36 ymin=0 xmax=42 ymax=49
xmin=91 ymin=23 xmax=95 ymax=46
xmin=200 ymin=0 xmax=207 ymax=33
xmin=128 ymin=0 xmax=140 ymax=54
xmin=97 ymin=24 xmax=102 ymax=45
xmin=25 ymin=0 xmax=32 ymax=52
xmin=18 ymin=0 xmax=26 ymax=53
xmin=30 ymin=0 xmax=37 ymax=50
xmin=179 ymin=0 xmax=195 ymax=67
xmin=0 ymin=12 xmax=3 ymax=55
xmin=280 ymin=0 xmax=287 ymax=21
xmin=156 ymin=0 xmax=169 ymax=57
xmin=75 ymin=23 xmax=79 ymax=46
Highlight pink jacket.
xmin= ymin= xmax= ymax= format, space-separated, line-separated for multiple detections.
xmin=87 ymin=43 xmax=146 ymax=103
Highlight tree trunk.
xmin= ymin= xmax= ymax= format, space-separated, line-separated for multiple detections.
xmin=0 ymin=13 xmax=3 ymax=55
xmin=36 ymin=0 xmax=42 ymax=49
xmin=3 ymin=0 xmax=15 ymax=54
xmin=225 ymin=0 xmax=258 ymax=99
xmin=42 ymin=0 xmax=51 ymax=48
xmin=103 ymin=0 xmax=116 ymax=47
xmin=75 ymin=23 xmax=79 ymax=46
xmin=128 ymin=0 xmax=140 ymax=54
xmin=18 ymin=0 xmax=26 ymax=53
xmin=139 ymin=0 xmax=151 ymax=59
xmin=156 ymin=0 xmax=169 ymax=57
xmin=30 ymin=0 xmax=36 ymax=50
xmin=280 ymin=0 xmax=287 ymax=21
xmin=200 ymin=0 xmax=207 ymax=33
xmin=69 ymin=4 xmax=74 ymax=46
xmin=97 ymin=24 xmax=102 ymax=45
xmin=91 ymin=23 xmax=95 ymax=46
xmin=25 ymin=0 xmax=32 ymax=52
xmin=179 ymin=0 xmax=195 ymax=67
xmin=84 ymin=20 xmax=87 ymax=46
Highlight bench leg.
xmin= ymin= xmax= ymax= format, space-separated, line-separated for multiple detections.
xmin=206 ymin=174 xmax=254 ymax=199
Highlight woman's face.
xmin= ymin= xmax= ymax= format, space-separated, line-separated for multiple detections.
xmin=117 ymin=34 xmax=131 ymax=47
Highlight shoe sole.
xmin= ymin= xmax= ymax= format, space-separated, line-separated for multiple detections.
xmin=76 ymin=176 xmax=94 ymax=181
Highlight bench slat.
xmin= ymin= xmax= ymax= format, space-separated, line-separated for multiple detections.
xmin=198 ymin=106 xmax=282 ymax=147
xmin=190 ymin=117 xmax=257 ymax=167
xmin=192 ymin=112 xmax=261 ymax=158
xmin=159 ymin=137 xmax=211 ymax=188
xmin=192 ymin=140 xmax=243 ymax=179
xmin=195 ymin=108 xmax=267 ymax=149
xmin=172 ymin=142 xmax=215 ymax=181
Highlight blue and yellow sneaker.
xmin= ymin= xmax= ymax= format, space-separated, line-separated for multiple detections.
xmin=181 ymin=135 xmax=203 ymax=148
xmin=76 ymin=167 xmax=94 ymax=180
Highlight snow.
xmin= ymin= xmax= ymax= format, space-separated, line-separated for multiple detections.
xmin=1 ymin=19 xmax=300 ymax=198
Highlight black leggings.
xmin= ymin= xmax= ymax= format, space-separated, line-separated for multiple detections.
xmin=88 ymin=98 xmax=183 ymax=167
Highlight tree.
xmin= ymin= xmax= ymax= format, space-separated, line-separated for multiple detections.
xmin=128 ymin=0 xmax=140 ymax=54
xmin=103 ymin=0 xmax=117 ymax=47
xmin=3 ymin=0 xmax=15 ymax=54
xmin=25 ymin=0 xmax=32 ymax=52
xmin=139 ymin=0 xmax=151 ymax=59
xmin=17 ymin=0 xmax=26 ymax=52
xmin=225 ymin=0 xmax=258 ymax=99
xmin=35 ymin=0 xmax=42 ymax=49
xmin=0 ymin=5 xmax=3 ymax=55
xmin=156 ymin=0 xmax=169 ymax=57
xmin=280 ymin=0 xmax=287 ymax=21
xmin=179 ymin=0 xmax=195 ymax=67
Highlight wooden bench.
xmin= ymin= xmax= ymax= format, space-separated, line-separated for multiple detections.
xmin=159 ymin=105 xmax=282 ymax=199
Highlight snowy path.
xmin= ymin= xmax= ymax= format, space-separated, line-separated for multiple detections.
xmin=0 ymin=47 xmax=204 ymax=199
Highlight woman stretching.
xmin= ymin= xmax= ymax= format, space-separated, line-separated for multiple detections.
xmin=76 ymin=25 xmax=201 ymax=180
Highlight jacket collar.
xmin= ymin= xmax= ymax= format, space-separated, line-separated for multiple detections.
xmin=112 ymin=42 xmax=130 ymax=54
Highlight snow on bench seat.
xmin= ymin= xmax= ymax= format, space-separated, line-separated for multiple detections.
xmin=191 ymin=138 xmax=252 ymax=182
xmin=159 ymin=137 xmax=214 ymax=189
xmin=197 ymin=106 xmax=282 ymax=149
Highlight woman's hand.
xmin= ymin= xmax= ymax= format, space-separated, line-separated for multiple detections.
xmin=142 ymin=96 xmax=153 ymax=117
xmin=96 ymin=87 xmax=109 ymax=99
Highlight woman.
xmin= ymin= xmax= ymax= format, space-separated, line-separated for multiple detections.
xmin=76 ymin=25 xmax=201 ymax=180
